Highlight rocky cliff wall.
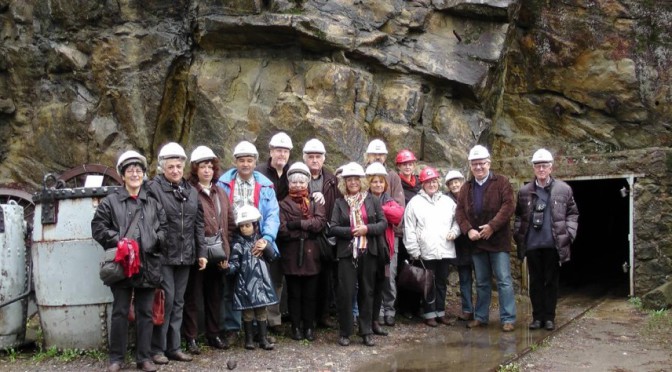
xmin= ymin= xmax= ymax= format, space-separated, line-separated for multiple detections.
xmin=0 ymin=0 xmax=670 ymax=298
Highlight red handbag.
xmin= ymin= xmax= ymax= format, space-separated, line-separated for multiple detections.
xmin=128 ymin=289 xmax=165 ymax=325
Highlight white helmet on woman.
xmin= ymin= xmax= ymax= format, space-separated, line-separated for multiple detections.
xmin=158 ymin=142 xmax=187 ymax=161
xmin=340 ymin=162 xmax=365 ymax=177
xmin=287 ymin=162 xmax=311 ymax=178
xmin=444 ymin=170 xmax=465 ymax=184
xmin=116 ymin=150 xmax=147 ymax=175
xmin=190 ymin=146 xmax=217 ymax=164
xmin=365 ymin=162 xmax=387 ymax=176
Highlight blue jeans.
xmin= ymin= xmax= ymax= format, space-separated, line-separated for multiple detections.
xmin=472 ymin=251 xmax=516 ymax=324
xmin=457 ymin=264 xmax=474 ymax=314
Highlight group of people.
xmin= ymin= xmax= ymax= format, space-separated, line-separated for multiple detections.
xmin=92 ymin=133 xmax=579 ymax=372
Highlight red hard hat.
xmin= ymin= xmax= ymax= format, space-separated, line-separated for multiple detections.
xmin=395 ymin=149 xmax=417 ymax=164
xmin=418 ymin=167 xmax=440 ymax=183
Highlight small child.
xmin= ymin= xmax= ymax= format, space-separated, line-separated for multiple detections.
xmin=228 ymin=205 xmax=279 ymax=350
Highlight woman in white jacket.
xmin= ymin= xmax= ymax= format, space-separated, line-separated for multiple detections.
xmin=403 ymin=167 xmax=460 ymax=327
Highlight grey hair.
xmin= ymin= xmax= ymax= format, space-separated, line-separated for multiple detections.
xmin=302 ymin=153 xmax=326 ymax=162
xmin=157 ymin=157 xmax=186 ymax=174
xmin=288 ymin=172 xmax=310 ymax=184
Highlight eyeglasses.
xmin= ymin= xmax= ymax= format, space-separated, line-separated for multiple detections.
xmin=125 ymin=168 xmax=144 ymax=175
xmin=533 ymin=163 xmax=552 ymax=170
xmin=470 ymin=161 xmax=489 ymax=169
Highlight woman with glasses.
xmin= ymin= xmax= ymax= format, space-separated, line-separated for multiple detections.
xmin=92 ymin=150 xmax=167 ymax=372
xmin=403 ymin=167 xmax=460 ymax=327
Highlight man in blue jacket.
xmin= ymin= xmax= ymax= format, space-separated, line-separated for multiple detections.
xmin=217 ymin=140 xmax=280 ymax=345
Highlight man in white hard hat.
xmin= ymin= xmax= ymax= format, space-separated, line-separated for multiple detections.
xmin=147 ymin=142 xmax=207 ymax=364
xmin=514 ymin=149 xmax=578 ymax=331
xmin=217 ymin=140 xmax=280 ymax=342
xmin=254 ymin=132 xmax=293 ymax=333
xmin=455 ymin=144 xmax=517 ymax=332
xmin=302 ymin=138 xmax=342 ymax=329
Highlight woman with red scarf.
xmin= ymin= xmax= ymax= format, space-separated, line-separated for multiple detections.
xmin=277 ymin=162 xmax=327 ymax=342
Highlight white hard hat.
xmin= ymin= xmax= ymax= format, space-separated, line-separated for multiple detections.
xmin=302 ymin=138 xmax=326 ymax=154
xmin=531 ymin=148 xmax=554 ymax=163
xmin=235 ymin=205 xmax=262 ymax=225
xmin=190 ymin=146 xmax=217 ymax=164
xmin=365 ymin=162 xmax=387 ymax=176
xmin=366 ymin=139 xmax=388 ymax=154
xmin=233 ymin=141 xmax=259 ymax=159
xmin=117 ymin=150 xmax=147 ymax=175
xmin=340 ymin=162 xmax=365 ymax=177
xmin=287 ymin=162 xmax=311 ymax=178
xmin=269 ymin=132 xmax=293 ymax=149
xmin=468 ymin=145 xmax=490 ymax=161
xmin=158 ymin=142 xmax=187 ymax=161
xmin=444 ymin=170 xmax=465 ymax=183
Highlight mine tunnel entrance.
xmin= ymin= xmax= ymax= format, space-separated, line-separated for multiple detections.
xmin=558 ymin=177 xmax=635 ymax=298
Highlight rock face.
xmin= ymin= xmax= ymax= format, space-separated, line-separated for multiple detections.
xmin=0 ymin=0 xmax=671 ymax=298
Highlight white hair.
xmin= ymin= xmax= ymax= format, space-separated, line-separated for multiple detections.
xmin=157 ymin=157 xmax=186 ymax=174
xmin=288 ymin=172 xmax=310 ymax=184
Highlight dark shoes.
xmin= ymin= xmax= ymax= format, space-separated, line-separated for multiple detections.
xmin=436 ymin=316 xmax=455 ymax=326
xmin=305 ymin=328 xmax=315 ymax=342
xmin=243 ymin=321 xmax=256 ymax=350
xmin=362 ymin=334 xmax=375 ymax=347
xmin=291 ymin=327 xmax=303 ymax=341
xmin=544 ymin=320 xmax=555 ymax=331
xmin=258 ymin=321 xmax=275 ymax=350
xmin=338 ymin=336 xmax=350 ymax=346
xmin=107 ymin=362 xmax=121 ymax=372
xmin=151 ymin=354 xmax=169 ymax=365
xmin=424 ymin=318 xmax=438 ymax=327
xmin=208 ymin=336 xmax=228 ymax=350
xmin=166 ymin=350 xmax=193 ymax=362
xmin=466 ymin=319 xmax=487 ymax=328
xmin=384 ymin=315 xmax=396 ymax=326
xmin=372 ymin=321 xmax=388 ymax=336
xmin=186 ymin=338 xmax=200 ymax=354
xmin=136 ymin=361 xmax=157 ymax=372
xmin=529 ymin=320 xmax=542 ymax=330
xmin=457 ymin=312 xmax=474 ymax=321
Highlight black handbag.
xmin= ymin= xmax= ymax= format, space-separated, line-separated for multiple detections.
xmin=397 ymin=259 xmax=435 ymax=304
xmin=99 ymin=207 xmax=141 ymax=286
xmin=312 ymin=202 xmax=336 ymax=261
xmin=206 ymin=192 xmax=227 ymax=264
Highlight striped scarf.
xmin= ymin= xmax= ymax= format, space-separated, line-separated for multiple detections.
xmin=345 ymin=191 xmax=368 ymax=256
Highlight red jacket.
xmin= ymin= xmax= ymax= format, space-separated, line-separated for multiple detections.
xmin=378 ymin=193 xmax=404 ymax=257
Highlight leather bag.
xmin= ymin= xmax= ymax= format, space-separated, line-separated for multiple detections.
xmin=99 ymin=207 xmax=142 ymax=286
xmin=397 ymin=260 xmax=435 ymax=304
xmin=128 ymin=288 xmax=165 ymax=325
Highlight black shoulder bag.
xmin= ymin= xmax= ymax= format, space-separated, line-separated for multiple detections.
xmin=205 ymin=192 xmax=227 ymax=264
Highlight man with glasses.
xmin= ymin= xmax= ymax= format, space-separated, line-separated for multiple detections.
xmin=456 ymin=145 xmax=516 ymax=332
xmin=514 ymin=149 xmax=579 ymax=331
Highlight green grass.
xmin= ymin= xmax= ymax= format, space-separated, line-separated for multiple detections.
xmin=497 ymin=362 xmax=521 ymax=372
xmin=2 ymin=347 xmax=19 ymax=362
xmin=627 ymin=296 xmax=643 ymax=309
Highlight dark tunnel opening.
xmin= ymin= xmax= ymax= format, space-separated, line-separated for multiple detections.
xmin=559 ymin=178 xmax=631 ymax=298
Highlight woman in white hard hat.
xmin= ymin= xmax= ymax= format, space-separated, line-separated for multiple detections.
xmin=404 ymin=167 xmax=460 ymax=327
xmin=146 ymin=142 xmax=208 ymax=364
xmin=444 ymin=170 xmax=475 ymax=322
xmin=92 ymin=150 xmax=167 ymax=372
xmin=182 ymin=146 xmax=235 ymax=354
xmin=365 ymin=162 xmax=404 ymax=334
xmin=277 ymin=162 xmax=327 ymax=342
xmin=330 ymin=162 xmax=388 ymax=347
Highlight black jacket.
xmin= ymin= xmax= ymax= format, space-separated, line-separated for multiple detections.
xmin=256 ymin=158 xmax=290 ymax=201
xmin=228 ymin=232 xmax=279 ymax=310
xmin=91 ymin=185 xmax=167 ymax=288
xmin=147 ymin=175 xmax=206 ymax=265
xmin=329 ymin=193 xmax=388 ymax=260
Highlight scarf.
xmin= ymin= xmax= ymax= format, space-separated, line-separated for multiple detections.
xmin=399 ymin=173 xmax=416 ymax=187
xmin=289 ymin=188 xmax=310 ymax=218
xmin=345 ymin=191 xmax=368 ymax=256
xmin=115 ymin=237 xmax=141 ymax=278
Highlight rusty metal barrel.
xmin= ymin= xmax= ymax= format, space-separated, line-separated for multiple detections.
xmin=0 ymin=201 xmax=29 ymax=349
xmin=32 ymin=181 xmax=119 ymax=350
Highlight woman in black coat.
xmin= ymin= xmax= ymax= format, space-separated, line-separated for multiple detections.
xmin=330 ymin=162 xmax=387 ymax=347
xmin=277 ymin=162 xmax=327 ymax=342
xmin=91 ymin=150 xmax=167 ymax=372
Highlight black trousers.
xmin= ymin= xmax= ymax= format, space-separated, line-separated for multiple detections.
xmin=527 ymin=248 xmax=560 ymax=322
xmin=420 ymin=259 xmax=450 ymax=319
xmin=110 ymin=286 xmax=155 ymax=364
xmin=182 ymin=264 xmax=222 ymax=339
xmin=337 ymin=252 xmax=384 ymax=337
xmin=315 ymin=259 xmax=336 ymax=320
xmin=286 ymin=274 xmax=319 ymax=329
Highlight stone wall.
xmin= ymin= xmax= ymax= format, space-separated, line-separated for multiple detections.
xmin=0 ymin=0 xmax=670 ymax=299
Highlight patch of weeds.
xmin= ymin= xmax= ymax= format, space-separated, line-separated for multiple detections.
xmin=497 ymin=362 xmax=520 ymax=372
xmin=299 ymin=339 xmax=310 ymax=346
xmin=32 ymin=345 xmax=58 ymax=362
xmin=84 ymin=348 xmax=106 ymax=362
xmin=641 ymin=308 xmax=672 ymax=345
xmin=57 ymin=348 xmax=82 ymax=362
xmin=2 ymin=347 xmax=19 ymax=362
xmin=627 ymin=296 xmax=643 ymax=309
